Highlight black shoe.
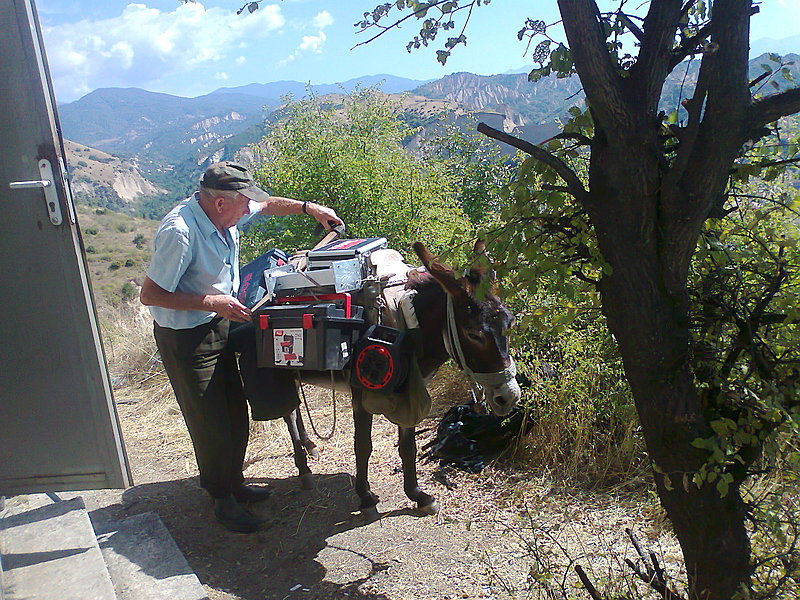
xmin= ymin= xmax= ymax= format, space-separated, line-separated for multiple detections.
xmin=213 ymin=495 xmax=260 ymax=533
xmin=233 ymin=483 xmax=272 ymax=504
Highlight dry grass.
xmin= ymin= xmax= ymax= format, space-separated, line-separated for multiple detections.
xmin=99 ymin=303 xmax=688 ymax=599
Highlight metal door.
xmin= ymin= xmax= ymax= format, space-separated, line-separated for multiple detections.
xmin=0 ymin=0 xmax=131 ymax=494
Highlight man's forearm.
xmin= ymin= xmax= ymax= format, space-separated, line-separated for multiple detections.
xmin=257 ymin=196 xmax=306 ymax=216
xmin=141 ymin=279 xmax=213 ymax=312
xmin=140 ymin=277 xmax=251 ymax=322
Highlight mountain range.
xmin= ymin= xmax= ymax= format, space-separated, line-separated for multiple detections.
xmin=59 ymin=54 xmax=800 ymax=217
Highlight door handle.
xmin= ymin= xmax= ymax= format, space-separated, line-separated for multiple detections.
xmin=9 ymin=179 xmax=51 ymax=189
xmin=8 ymin=159 xmax=63 ymax=225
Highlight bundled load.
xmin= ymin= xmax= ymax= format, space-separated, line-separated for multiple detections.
xmin=237 ymin=237 xmax=401 ymax=373
xmin=422 ymin=404 xmax=533 ymax=472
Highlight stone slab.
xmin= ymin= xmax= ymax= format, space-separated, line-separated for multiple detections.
xmin=0 ymin=495 xmax=116 ymax=600
xmin=93 ymin=512 xmax=208 ymax=600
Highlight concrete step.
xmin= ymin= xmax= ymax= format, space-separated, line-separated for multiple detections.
xmin=0 ymin=495 xmax=117 ymax=600
xmin=93 ymin=512 xmax=208 ymax=600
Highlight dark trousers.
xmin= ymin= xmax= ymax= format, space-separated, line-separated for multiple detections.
xmin=154 ymin=318 xmax=248 ymax=499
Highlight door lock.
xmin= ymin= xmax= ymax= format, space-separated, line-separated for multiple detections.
xmin=9 ymin=159 xmax=63 ymax=225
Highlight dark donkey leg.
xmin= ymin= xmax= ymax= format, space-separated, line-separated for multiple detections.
xmin=284 ymin=409 xmax=315 ymax=489
xmin=293 ymin=408 xmax=320 ymax=458
xmin=351 ymin=389 xmax=379 ymax=517
xmin=398 ymin=426 xmax=438 ymax=514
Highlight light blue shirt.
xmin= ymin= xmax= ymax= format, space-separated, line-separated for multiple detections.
xmin=146 ymin=193 xmax=260 ymax=329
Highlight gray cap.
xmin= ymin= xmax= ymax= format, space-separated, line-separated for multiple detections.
xmin=200 ymin=161 xmax=269 ymax=200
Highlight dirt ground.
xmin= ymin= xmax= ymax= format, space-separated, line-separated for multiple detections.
xmin=77 ymin=366 xmax=686 ymax=600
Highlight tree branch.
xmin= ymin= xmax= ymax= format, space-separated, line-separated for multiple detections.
xmin=668 ymin=21 xmax=714 ymax=70
xmin=625 ymin=529 xmax=687 ymax=600
xmin=618 ymin=12 xmax=644 ymax=41
xmin=673 ymin=0 xmax=753 ymax=227
xmin=557 ymin=0 xmax=629 ymax=134
xmin=749 ymin=88 xmax=800 ymax=129
xmin=574 ymin=565 xmax=607 ymax=600
xmin=477 ymin=122 xmax=591 ymax=206
xmin=352 ymin=0 xmax=472 ymax=50
xmin=633 ymin=0 xmax=683 ymax=108
xmin=551 ymin=132 xmax=594 ymax=147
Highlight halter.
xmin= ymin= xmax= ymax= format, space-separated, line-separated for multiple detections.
xmin=443 ymin=295 xmax=517 ymax=395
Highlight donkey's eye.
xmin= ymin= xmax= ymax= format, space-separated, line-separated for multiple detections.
xmin=465 ymin=331 xmax=483 ymax=343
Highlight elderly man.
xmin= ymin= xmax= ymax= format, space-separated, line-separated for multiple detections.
xmin=141 ymin=161 xmax=342 ymax=533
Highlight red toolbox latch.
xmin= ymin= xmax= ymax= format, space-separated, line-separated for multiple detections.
xmin=302 ymin=314 xmax=314 ymax=329
xmin=259 ymin=314 xmax=269 ymax=330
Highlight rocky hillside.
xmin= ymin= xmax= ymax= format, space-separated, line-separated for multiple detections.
xmin=60 ymin=53 xmax=799 ymax=215
xmin=413 ymin=71 xmax=584 ymax=125
xmin=65 ymin=140 xmax=167 ymax=212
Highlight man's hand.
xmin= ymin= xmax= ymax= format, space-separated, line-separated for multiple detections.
xmin=204 ymin=294 xmax=252 ymax=322
xmin=307 ymin=203 xmax=344 ymax=231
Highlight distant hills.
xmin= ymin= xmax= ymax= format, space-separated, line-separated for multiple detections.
xmin=210 ymin=73 xmax=435 ymax=98
xmin=58 ymin=54 xmax=800 ymax=218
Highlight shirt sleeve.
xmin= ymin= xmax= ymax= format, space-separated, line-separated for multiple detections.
xmin=147 ymin=227 xmax=191 ymax=293
xmin=237 ymin=200 xmax=270 ymax=229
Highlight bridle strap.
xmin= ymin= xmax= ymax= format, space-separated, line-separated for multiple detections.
xmin=444 ymin=295 xmax=516 ymax=389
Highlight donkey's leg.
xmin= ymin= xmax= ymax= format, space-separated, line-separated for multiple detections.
xmin=352 ymin=390 xmax=379 ymax=516
xmin=398 ymin=426 xmax=438 ymax=514
xmin=293 ymin=409 xmax=320 ymax=458
xmin=284 ymin=410 xmax=315 ymax=489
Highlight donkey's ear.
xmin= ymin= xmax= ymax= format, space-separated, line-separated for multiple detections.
xmin=473 ymin=239 xmax=486 ymax=256
xmin=412 ymin=241 xmax=463 ymax=296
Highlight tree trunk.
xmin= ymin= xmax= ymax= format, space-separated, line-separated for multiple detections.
xmin=590 ymin=175 xmax=752 ymax=597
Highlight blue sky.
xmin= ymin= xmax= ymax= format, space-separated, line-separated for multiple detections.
xmin=36 ymin=0 xmax=800 ymax=103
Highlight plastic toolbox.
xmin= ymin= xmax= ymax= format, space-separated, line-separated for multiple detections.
xmin=254 ymin=300 xmax=365 ymax=370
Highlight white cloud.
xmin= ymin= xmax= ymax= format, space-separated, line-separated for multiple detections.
xmin=278 ymin=8 xmax=333 ymax=66
xmin=311 ymin=10 xmax=334 ymax=29
xmin=279 ymin=31 xmax=327 ymax=65
xmin=215 ymin=71 xmax=230 ymax=80
xmin=42 ymin=2 xmax=285 ymax=100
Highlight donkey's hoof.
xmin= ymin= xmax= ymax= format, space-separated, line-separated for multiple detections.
xmin=299 ymin=473 xmax=316 ymax=490
xmin=306 ymin=445 xmax=321 ymax=459
xmin=416 ymin=501 xmax=439 ymax=515
xmin=359 ymin=506 xmax=380 ymax=521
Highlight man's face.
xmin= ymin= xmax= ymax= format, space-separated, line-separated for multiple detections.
xmin=216 ymin=193 xmax=250 ymax=229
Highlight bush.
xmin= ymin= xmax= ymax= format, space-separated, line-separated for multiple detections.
xmin=124 ymin=258 xmax=136 ymax=267
xmin=508 ymin=289 xmax=645 ymax=487
xmin=120 ymin=281 xmax=137 ymax=300
xmin=84 ymin=226 xmax=98 ymax=235
xmin=86 ymin=245 xmax=97 ymax=254
xmin=109 ymin=261 xmax=121 ymax=270
xmin=245 ymin=87 xmax=474 ymax=261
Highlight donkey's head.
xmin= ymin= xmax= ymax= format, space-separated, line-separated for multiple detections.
xmin=412 ymin=241 xmax=520 ymax=416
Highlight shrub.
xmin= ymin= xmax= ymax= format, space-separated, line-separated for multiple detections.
xmin=508 ymin=289 xmax=645 ymax=487
xmin=120 ymin=281 xmax=137 ymax=300
xmin=84 ymin=226 xmax=99 ymax=235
